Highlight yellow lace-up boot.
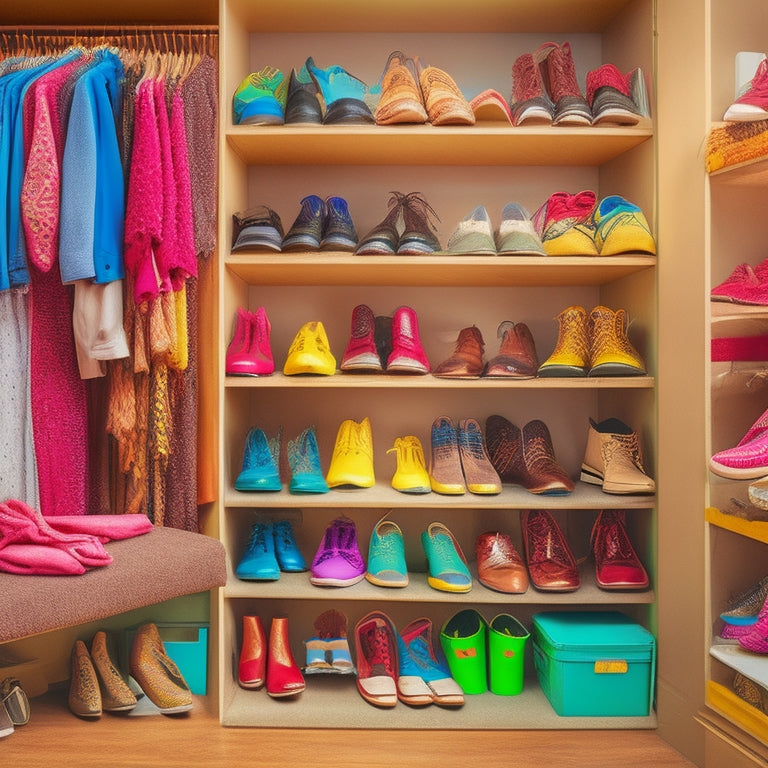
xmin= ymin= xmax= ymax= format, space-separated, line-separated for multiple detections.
xmin=537 ymin=305 xmax=589 ymax=377
xmin=587 ymin=305 xmax=646 ymax=376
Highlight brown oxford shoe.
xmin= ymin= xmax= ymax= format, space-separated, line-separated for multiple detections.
xmin=476 ymin=531 xmax=529 ymax=594
xmin=433 ymin=326 xmax=485 ymax=379
xmin=484 ymin=321 xmax=539 ymax=378
xmin=522 ymin=419 xmax=575 ymax=495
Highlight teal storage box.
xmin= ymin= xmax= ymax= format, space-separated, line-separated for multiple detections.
xmin=532 ymin=611 xmax=655 ymax=717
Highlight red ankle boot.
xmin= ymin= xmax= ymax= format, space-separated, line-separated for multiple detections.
xmin=266 ymin=617 xmax=305 ymax=697
xmin=238 ymin=615 xmax=266 ymax=689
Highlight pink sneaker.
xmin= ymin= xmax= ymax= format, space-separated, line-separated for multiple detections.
xmin=738 ymin=594 xmax=768 ymax=653
xmin=711 ymin=262 xmax=768 ymax=305
xmin=341 ymin=304 xmax=383 ymax=372
xmin=710 ymin=406 xmax=768 ymax=479
xmin=725 ymin=58 xmax=768 ymax=121
xmin=386 ymin=305 xmax=430 ymax=374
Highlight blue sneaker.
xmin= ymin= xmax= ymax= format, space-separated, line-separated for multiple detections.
xmin=306 ymin=57 xmax=374 ymax=125
xmin=282 ymin=195 xmax=325 ymax=252
xmin=234 ymin=427 xmax=282 ymax=491
xmin=421 ymin=521 xmax=472 ymax=593
xmin=366 ymin=515 xmax=408 ymax=588
xmin=233 ymin=66 xmax=287 ymax=125
xmin=287 ymin=426 xmax=329 ymax=494
xmin=236 ymin=522 xmax=280 ymax=580
xmin=321 ymin=196 xmax=358 ymax=251
xmin=272 ymin=520 xmax=307 ymax=572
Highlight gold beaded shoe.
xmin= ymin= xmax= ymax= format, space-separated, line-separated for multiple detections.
xmin=90 ymin=631 xmax=137 ymax=712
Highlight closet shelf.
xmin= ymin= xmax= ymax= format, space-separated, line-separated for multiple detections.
xmin=223 ymin=567 xmax=655 ymax=604
xmin=710 ymin=639 xmax=768 ymax=689
xmin=706 ymin=507 xmax=768 ymax=545
xmin=706 ymin=680 xmax=768 ymax=743
xmin=226 ymin=124 xmax=653 ymax=167
xmin=225 ymin=253 xmax=656 ymax=287
xmin=225 ymin=482 xmax=656 ymax=510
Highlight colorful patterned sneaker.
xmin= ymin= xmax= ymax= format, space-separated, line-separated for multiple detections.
xmin=282 ymin=195 xmax=326 ymax=251
xmin=311 ymin=516 xmax=366 ymax=587
xmin=725 ymin=57 xmax=768 ymax=121
xmin=233 ymin=66 xmax=287 ymax=125
xmin=387 ymin=305 xmax=430 ymax=374
xmin=711 ymin=262 xmax=768 ymax=305
xmin=457 ymin=418 xmax=502 ymax=495
xmin=496 ymin=202 xmax=546 ymax=256
xmin=510 ymin=52 xmax=554 ymax=126
xmin=356 ymin=192 xmax=405 ymax=255
xmin=445 ymin=205 xmax=497 ymax=256
xmin=283 ymin=320 xmax=337 ymax=375
xmin=586 ymin=63 xmax=642 ymax=125
xmin=721 ymin=575 xmax=768 ymax=625
xmin=341 ymin=304 xmax=382 ymax=372
xmin=429 ymin=416 xmax=466 ymax=495
xmin=305 ymin=57 xmax=375 ymax=125
xmin=234 ymin=427 xmax=282 ymax=491
xmin=710 ymin=406 xmax=768 ymax=479
xmin=388 ymin=435 xmax=431 ymax=494
xmin=587 ymin=305 xmax=646 ymax=376
xmin=537 ymin=305 xmax=590 ymax=377
xmin=418 ymin=63 xmax=475 ymax=126
xmin=285 ymin=65 xmax=322 ymax=124
xmin=738 ymin=594 xmax=768 ymax=653
xmin=397 ymin=192 xmax=442 ymax=254
xmin=366 ymin=514 xmax=409 ymax=587
xmin=421 ymin=521 xmax=472 ymax=593
xmin=320 ymin=196 xmax=358 ymax=251
xmin=231 ymin=205 xmax=284 ymax=252
xmin=373 ymin=51 xmax=428 ymax=125
xmin=592 ymin=195 xmax=656 ymax=256
xmin=532 ymin=190 xmax=598 ymax=256
xmin=287 ymin=425 xmax=329 ymax=494
xmin=236 ymin=522 xmax=281 ymax=580
xmin=535 ymin=41 xmax=592 ymax=126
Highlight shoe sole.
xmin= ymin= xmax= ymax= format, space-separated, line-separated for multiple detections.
xmin=580 ymin=465 xmax=655 ymax=494
xmin=426 ymin=576 xmax=472 ymax=593
xmin=310 ymin=574 xmax=365 ymax=587
xmin=365 ymin=572 xmax=409 ymax=588
xmin=588 ymin=363 xmax=646 ymax=376
xmin=710 ymin=458 xmax=768 ymax=480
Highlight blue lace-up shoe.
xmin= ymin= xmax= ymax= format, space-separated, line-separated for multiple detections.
xmin=234 ymin=427 xmax=282 ymax=491
xmin=236 ymin=522 xmax=280 ymax=580
xmin=272 ymin=520 xmax=307 ymax=572
xmin=321 ymin=196 xmax=358 ymax=251
xmin=366 ymin=515 xmax=408 ymax=588
xmin=421 ymin=521 xmax=472 ymax=593
xmin=287 ymin=426 xmax=329 ymax=493
xmin=282 ymin=195 xmax=326 ymax=252
xmin=306 ymin=57 xmax=375 ymax=125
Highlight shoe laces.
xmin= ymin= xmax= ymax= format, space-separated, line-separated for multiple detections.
xmin=552 ymin=306 xmax=589 ymax=359
xmin=401 ymin=192 xmax=440 ymax=234
xmin=601 ymin=432 xmax=645 ymax=472
xmin=523 ymin=428 xmax=556 ymax=471
xmin=388 ymin=435 xmax=425 ymax=468
xmin=452 ymin=326 xmax=484 ymax=356
xmin=244 ymin=523 xmax=270 ymax=555
xmin=273 ymin=520 xmax=296 ymax=549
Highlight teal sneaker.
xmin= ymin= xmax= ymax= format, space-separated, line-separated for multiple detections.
xmin=233 ymin=66 xmax=287 ymax=125
xmin=366 ymin=515 xmax=408 ymax=588
xmin=234 ymin=427 xmax=282 ymax=491
xmin=306 ymin=57 xmax=374 ymax=125
xmin=236 ymin=522 xmax=280 ymax=580
xmin=421 ymin=521 xmax=472 ymax=593
xmin=287 ymin=426 xmax=329 ymax=494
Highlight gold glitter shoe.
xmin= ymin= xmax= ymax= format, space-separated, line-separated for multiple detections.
xmin=68 ymin=640 xmax=101 ymax=718
xmin=90 ymin=631 xmax=137 ymax=712
xmin=129 ymin=623 xmax=193 ymax=714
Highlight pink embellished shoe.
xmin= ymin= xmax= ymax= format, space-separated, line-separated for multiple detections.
xmin=738 ymin=594 xmax=768 ymax=654
xmin=386 ymin=305 xmax=430 ymax=374
xmin=710 ymin=406 xmax=768 ymax=479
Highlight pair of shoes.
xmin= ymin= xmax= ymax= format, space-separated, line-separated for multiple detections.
xmin=486 ymin=414 xmax=574 ymax=495
xmin=711 ymin=260 xmax=768 ymax=305
xmin=581 ymin=417 xmax=656 ymax=494
xmin=283 ymin=320 xmax=337 ymax=375
xmin=305 ymin=56 xmax=375 ymax=124
xmin=355 ymin=191 xmax=441 ymax=255
xmin=445 ymin=203 xmax=545 ymax=256
xmin=428 ymin=416 xmax=501 ymax=495
xmin=68 ymin=632 xmax=138 ymax=717
xmin=325 ymin=417 xmax=375 ymax=488
xmin=234 ymin=427 xmax=282 ymax=491
xmin=711 ymin=405 xmax=768 ymax=479
xmin=129 ymin=623 xmax=193 ymax=713
xmin=238 ymin=616 xmax=305 ymax=697
xmin=225 ymin=306 xmax=273 ymax=376
xmin=590 ymin=510 xmax=649 ymax=590
xmin=475 ymin=531 xmax=529 ymax=594
xmin=303 ymin=609 xmax=355 ymax=674
xmin=341 ymin=304 xmax=429 ymax=374
xmin=310 ymin=516 xmax=366 ymax=587
xmin=233 ymin=65 xmax=287 ymax=125
xmin=538 ymin=304 xmax=646 ymax=377
xmin=533 ymin=191 xmax=656 ymax=256
xmin=231 ymin=205 xmax=284 ymax=252
xmin=282 ymin=195 xmax=358 ymax=252
xmin=511 ymin=42 xmax=591 ymax=126
xmin=366 ymin=514 xmax=409 ymax=587
xmin=521 ymin=509 xmax=580 ymax=592
xmin=354 ymin=612 xmax=464 ymax=708
xmin=725 ymin=57 xmax=768 ymax=121
xmin=372 ymin=51 xmax=474 ymax=126
xmin=440 ymin=609 xmax=529 ymax=696
xmin=236 ymin=520 xmax=306 ymax=581
xmin=720 ymin=574 xmax=768 ymax=626
xmin=422 ymin=521 xmax=473 ymax=592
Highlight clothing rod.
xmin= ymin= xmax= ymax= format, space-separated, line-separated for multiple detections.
xmin=0 ymin=25 xmax=218 ymax=34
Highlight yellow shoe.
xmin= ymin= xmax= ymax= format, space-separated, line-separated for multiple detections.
xmin=592 ymin=195 xmax=656 ymax=256
xmin=326 ymin=417 xmax=375 ymax=488
xmin=387 ymin=435 xmax=430 ymax=494
xmin=537 ymin=305 xmax=589 ymax=377
xmin=283 ymin=321 xmax=336 ymax=375
xmin=587 ymin=305 xmax=646 ymax=376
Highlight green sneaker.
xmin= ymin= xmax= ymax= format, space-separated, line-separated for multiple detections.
xmin=233 ymin=66 xmax=287 ymax=125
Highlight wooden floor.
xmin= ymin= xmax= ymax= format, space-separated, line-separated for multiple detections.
xmin=2 ymin=689 xmax=699 ymax=768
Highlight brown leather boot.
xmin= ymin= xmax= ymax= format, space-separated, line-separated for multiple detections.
xmin=433 ymin=326 xmax=485 ymax=379
xmin=484 ymin=321 xmax=539 ymax=378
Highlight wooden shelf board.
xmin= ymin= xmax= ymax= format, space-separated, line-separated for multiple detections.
xmin=706 ymin=507 xmax=768 ymax=545
xmin=226 ymin=125 xmax=653 ymax=167
xmin=710 ymin=638 xmax=768 ymax=690
xmin=225 ymin=253 xmax=656 ymax=287
xmin=708 ymin=150 xmax=768 ymax=186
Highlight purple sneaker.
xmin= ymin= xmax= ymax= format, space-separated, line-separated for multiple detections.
xmin=310 ymin=517 xmax=365 ymax=587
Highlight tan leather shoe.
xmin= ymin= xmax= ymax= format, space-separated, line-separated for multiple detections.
xmin=418 ymin=63 xmax=475 ymax=126
xmin=433 ymin=326 xmax=485 ymax=379
xmin=484 ymin=321 xmax=539 ymax=378
xmin=580 ymin=417 xmax=655 ymax=494
xmin=587 ymin=305 xmax=646 ymax=376
xmin=476 ymin=531 xmax=529 ymax=594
